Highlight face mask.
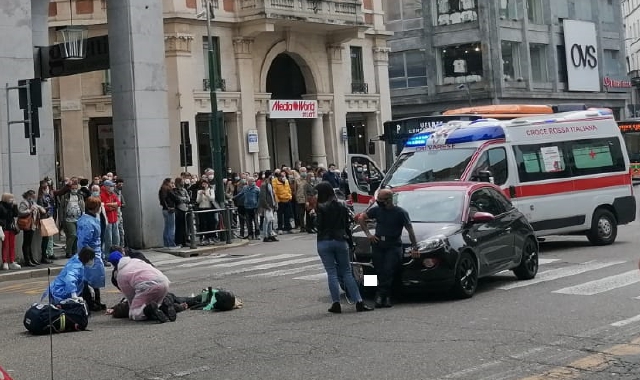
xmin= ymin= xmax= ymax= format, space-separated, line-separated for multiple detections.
xmin=261 ymin=174 xmax=265 ymax=179
xmin=71 ymin=189 xmax=78 ymax=194
xmin=234 ymin=177 xmax=239 ymax=181
xmin=185 ymin=179 xmax=191 ymax=185
xmin=376 ymin=200 xmax=387 ymax=208
xmin=227 ymin=170 xmax=232 ymax=173
xmin=85 ymin=259 xmax=94 ymax=268
xmin=300 ymin=172 xmax=307 ymax=178
xmin=108 ymin=186 xmax=115 ymax=192
xmin=279 ymin=177 xmax=285 ymax=182
xmin=92 ymin=192 xmax=100 ymax=197
xmin=208 ymin=175 xmax=214 ymax=180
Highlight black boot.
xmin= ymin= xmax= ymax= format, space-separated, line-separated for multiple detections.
xmin=356 ymin=302 xmax=374 ymax=312
xmin=374 ymin=294 xmax=384 ymax=308
xmin=328 ymin=302 xmax=341 ymax=313
xmin=383 ymin=297 xmax=393 ymax=308
xmin=143 ymin=303 xmax=168 ymax=323
xmin=93 ymin=288 xmax=107 ymax=311
xmin=159 ymin=297 xmax=177 ymax=322
xmin=23 ymin=252 xmax=36 ymax=267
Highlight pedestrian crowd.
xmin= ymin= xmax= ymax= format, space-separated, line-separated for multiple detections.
xmin=158 ymin=162 xmax=351 ymax=249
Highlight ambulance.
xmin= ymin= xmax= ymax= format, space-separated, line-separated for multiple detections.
xmin=368 ymin=109 xmax=636 ymax=245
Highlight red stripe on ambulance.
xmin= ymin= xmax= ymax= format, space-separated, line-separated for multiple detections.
xmin=510 ymin=173 xmax=631 ymax=198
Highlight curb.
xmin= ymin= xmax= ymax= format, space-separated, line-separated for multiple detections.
xmin=153 ymin=239 xmax=251 ymax=258
xmin=0 ymin=266 xmax=63 ymax=283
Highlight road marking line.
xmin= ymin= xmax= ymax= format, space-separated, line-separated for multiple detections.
xmin=214 ymin=257 xmax=319 ymax=276
xmin=442 ymin=361 xmax=502 ymax=379
xmin=246 ymin=264 xmax=325 ymax=278
xmin=294 ymin=273 xmax=327 ymax=281
xmin=497 ymin=259 xmax=560 ymax=275
xmin=209 ymin=254 xmax=301 ymax=268
xmin=154 ymin=254 xmax=230 ymax=266
xmin=498 ymin=261 xmax=625 ymax=290
xmin=173 ymin=254 xmax=262 ymax=269
xmin=553 ymin=270 xmax=640 ymax=296
xmin=611 ymin=314 xmax=640 ymax=327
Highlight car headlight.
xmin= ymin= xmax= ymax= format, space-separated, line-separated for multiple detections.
xmin=416 ymin=235 xmax=448 ymax=253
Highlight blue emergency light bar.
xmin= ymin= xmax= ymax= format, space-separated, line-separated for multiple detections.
xmin=404 ymin=132 xmax=433 ymax=147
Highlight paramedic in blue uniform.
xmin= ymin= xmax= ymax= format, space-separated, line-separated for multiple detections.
xmin=359 ymin=188 xmax=419 ymax=308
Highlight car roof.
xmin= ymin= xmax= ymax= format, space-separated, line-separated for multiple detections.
xmin=392 ymin=181 xmax=499 ymax=193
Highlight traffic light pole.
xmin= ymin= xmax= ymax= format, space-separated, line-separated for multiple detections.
xmin=204 ymin=0 xmax=225 ymax=205
xmin=5 ymin=81 xmax=35 ymax=194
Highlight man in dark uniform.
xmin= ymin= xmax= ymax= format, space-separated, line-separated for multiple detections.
xmin=359 ymin=188 xmax=419 ymax=308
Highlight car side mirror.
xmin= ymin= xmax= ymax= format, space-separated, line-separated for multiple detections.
xmin=368 ymin=141 xmax=376 ymax=155
xmin=469 ymin=211 xmax=495 ymax=223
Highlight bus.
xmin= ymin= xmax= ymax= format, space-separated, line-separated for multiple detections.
xmin=617 ymin=120 xmax=640 ymax=180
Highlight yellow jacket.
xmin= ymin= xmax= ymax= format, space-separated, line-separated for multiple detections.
xmin=272 ymin=177 xmax=292 ymax=203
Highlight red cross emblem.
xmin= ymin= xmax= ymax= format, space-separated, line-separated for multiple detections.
xmin=589 ymin=150 xmax=597 ymax=159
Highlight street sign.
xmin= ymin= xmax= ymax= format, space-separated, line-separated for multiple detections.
xmin=247 ymin=130 xmax=259 ymax=153
xmin=37 ymin=35 xmax=110 ymax=79
xmin=341 ymin=127 xmax=348 ymax=141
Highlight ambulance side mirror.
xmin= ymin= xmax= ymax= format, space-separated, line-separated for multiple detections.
xmin=478 ymin=170 xmax=493 ymax=183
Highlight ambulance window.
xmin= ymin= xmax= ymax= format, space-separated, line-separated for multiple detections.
xmin=513 ymin=144 xmax=570 ymax=183
xmin=473 ymin=148 xmax=508 ymax=186
xmin=569 ymin=138 xmax=625 ymax=175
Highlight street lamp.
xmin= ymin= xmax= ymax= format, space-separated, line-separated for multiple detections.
xmin=56 ymin=25 xmax=89 ymax=60
xmin=197 ymin=0 xmax=225 ymax=205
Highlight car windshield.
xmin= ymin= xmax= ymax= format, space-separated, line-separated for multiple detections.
xmin=382 ymin=148 xmax=477 ymax=188
xmin=397 ymin=190 xmax=465 ymax=223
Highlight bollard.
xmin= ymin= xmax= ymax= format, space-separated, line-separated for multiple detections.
xmin=188 ymin=205 xmax=197 ymax=249
xmin=225 ymin=207 xmax=233 ymax=244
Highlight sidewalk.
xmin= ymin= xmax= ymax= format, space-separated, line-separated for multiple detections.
xmin=0 ymin=239 xmax=250 ymax=283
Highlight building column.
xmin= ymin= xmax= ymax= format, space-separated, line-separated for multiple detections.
xmin=59 ymin=74 xmax=87 ymax=177
xmin=288 ymin=119 xmax=299 ymax=164
xmin=256 ymin=111 xmax=270 ymax=170
xmin=31 ymin=0 xmax=56 ymax=181
xmin=233 ymin=37 xmax=256 ymax=172
xmin=107 ymin=1 xmax=171 ymax=248
xmin=327 ymin=45 xmax=347 ymax=167
xmin=372 ymin=44 xmax=391 ymax=167
xmin=311 ymin=113 xmax=327 ymax=167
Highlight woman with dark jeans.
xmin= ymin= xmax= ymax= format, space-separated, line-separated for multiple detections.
xmin=173 ymin=178 xmax=190 ymax=248
xmin=37 ymin=180 xmax=55 ymax=262
xmin=18 ymin=190 xmax=46 ymax=266
xmin=196 ymin=180 xmax=218 ymax=244
xmin=314 ymin=181 xmax=372 ymax=314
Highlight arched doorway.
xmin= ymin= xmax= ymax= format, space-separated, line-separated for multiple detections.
xmin=265 ymin=53 xmax=314 ymax=168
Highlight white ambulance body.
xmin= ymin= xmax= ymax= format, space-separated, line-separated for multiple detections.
xmin=374 ymin=110 xmax=636 ymax=245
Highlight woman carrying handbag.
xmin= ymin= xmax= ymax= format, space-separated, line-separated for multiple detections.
xmin=18 ymin=190 xmax=47 ymax=266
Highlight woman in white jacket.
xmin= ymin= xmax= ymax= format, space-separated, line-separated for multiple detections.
xmin=195 ymin=180 xmax=218 ymax=244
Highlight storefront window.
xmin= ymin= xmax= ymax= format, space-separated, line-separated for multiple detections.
xmin=501 ymin=41 xmax=521 ymax=81
xmin=499 ymin=0 xmax=520 ymax=20
xmin=529 ymin=44 xmax=548 ymax=82
xmin=389 ymin=50 xmax=428 ymax=89
xmin=440 ymin=43 xmax=483 ymax=85
xmin=435 ymin=0 xmax=477 ymax=26
xmin=385 ymin=0 xmax=421 ymax=22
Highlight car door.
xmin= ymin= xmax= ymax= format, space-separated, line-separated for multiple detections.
xmin=347 ymin=154 xmax=384 ymax=203
xmin=467 ymin=188 xmax=512 ymax=271
xmin=483 ymin=187 xmax=519 ymax=264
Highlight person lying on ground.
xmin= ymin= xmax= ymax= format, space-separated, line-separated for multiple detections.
xmin=107 ymin=251 xmax=175 ymax=323
xmin=106 ymin=292 xmax=198 ymax=319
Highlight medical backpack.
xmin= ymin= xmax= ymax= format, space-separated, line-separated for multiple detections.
xmin=23 ymin=299 xmax=89 ymax=335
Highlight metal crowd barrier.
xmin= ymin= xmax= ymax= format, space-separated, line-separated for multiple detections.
xmin=185 ymin=204 xmax=235 ymax=249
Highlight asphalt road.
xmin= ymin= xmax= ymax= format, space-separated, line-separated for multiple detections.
xmin=2 ymin=213 xmax=640 ymax=379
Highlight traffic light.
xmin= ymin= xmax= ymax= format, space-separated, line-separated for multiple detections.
xmin=18 ymin=79 xmax=42 ymax=138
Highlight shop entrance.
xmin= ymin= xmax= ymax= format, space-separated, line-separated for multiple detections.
xmin=265 ymin=53 xmax=313 ymax=168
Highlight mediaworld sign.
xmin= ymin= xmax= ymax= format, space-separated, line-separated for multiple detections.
xmin=603 ymin=76 xmax=632 ymax=89
xmin=563 ymin=20 xmax=600 ymax=92
xmin=268 ymin=100 xmax=318 ymax=119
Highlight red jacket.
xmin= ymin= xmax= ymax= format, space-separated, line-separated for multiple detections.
xmin=100 ymin=187 xmax=121 ymax=224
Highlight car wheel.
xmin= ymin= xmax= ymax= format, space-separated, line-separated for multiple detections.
xmin=586 ymin=208 xmax=617 ymax=246
xmin=452 ymin=251 xmax=478 ymax=299
xmin=513 ymin=237 xmax=538 ymax=280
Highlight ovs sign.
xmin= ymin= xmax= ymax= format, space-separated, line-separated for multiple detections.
xmin=563 ymin=20 xmax=600 ymax=92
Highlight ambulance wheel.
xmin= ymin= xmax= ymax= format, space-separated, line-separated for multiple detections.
xmin=586 ymin=208 xmax=617 ymax=246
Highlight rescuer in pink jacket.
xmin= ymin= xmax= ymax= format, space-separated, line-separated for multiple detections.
xmin=108 ymin=253 xmax=171 ymax=323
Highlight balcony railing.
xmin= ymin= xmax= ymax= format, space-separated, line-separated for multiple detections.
xmin=239 ymin=0 xmax=363 ymax=25
xmin=102 ymin=82 xmax=111 ymax=95
xmin=351 ymin=82 xmax=368 ymax=94
xmin=203 ymin=78 xmax=227 ymax=91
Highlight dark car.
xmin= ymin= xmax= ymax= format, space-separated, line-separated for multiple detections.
xmin=352 ymin=182 xmax=539 ymax=298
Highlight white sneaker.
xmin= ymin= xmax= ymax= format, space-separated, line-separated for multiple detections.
xmin=1 ymin=263 xmax=8 ymax=270
xmin=9 ymin=262 xmax=21 ymax=270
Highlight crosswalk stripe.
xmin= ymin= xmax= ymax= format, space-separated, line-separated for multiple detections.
xmin=210 ymin=254 xmax=301 ymax=268
xmin=611 ymin=314 xmax=640 ymax=327
xmin=497 ymin=259 xmax=560 ymax=275
xmin=294 ymin=273 xmax=328 ymax=281
xmin=155 ymin=254 xmax=230 ymax=266
xmin=246 ymin=264 xmax=325 ymax=278
xmin=498 ymin=261 xmax=625 ymax=290
xmin=553 ymin=270 xmax=640 ymax=296
xmin=215 ymin=257 xmax=320 ymax=276
xmin=172 ymin=254 xmax=263 ymax=269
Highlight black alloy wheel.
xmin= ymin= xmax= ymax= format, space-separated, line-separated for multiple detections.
xmin=452 ymin=251 xmax=478 ymax=299
xmin=513 ymin=237 xmax=538 ymax=280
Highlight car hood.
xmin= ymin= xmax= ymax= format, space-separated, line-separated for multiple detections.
xmin=353 ymin=222 xmax=461 ymax=242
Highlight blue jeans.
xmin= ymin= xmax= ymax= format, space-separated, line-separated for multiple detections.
xmin=262 ymin=209 xmax=274 ymax=238
xmin=162 ymin=209 xmax=176 ymax=247
xmin=102 ymin=222 xmax=120 ymax=257
xmin=317 ymin=239 xmax=362 ymax=304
